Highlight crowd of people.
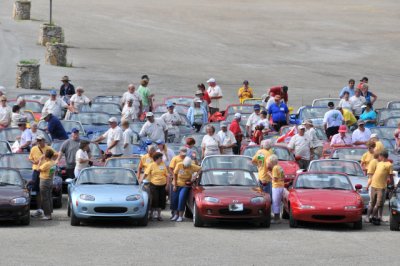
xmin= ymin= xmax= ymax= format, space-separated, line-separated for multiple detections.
xmin=0 ymin=74 xmax=396 ymax=225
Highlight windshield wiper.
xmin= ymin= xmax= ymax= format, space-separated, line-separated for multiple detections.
xmin=79 ymin=182 xmax=99 ymax=185
xmin=104 ymin=182 xmax=129 ymax=185
xmin=202 ymin=184 xmax=222 ymax=186
xmin=322 ymin=187 xmax=347 ymax=190
xmin=296 ymin=186 xmax=316 ymax=189
xmin=0 ymin=182 xmax=17 ymax=186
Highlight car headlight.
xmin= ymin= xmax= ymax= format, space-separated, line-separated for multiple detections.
xmin=299 ymin=205 xmax=315 ymax=209
xmin=126 ymin=194 xmax=141 ymax=201
xmin=204 ymin=196 xmax=219 ymax=203
xmin=251 ymin=196 xmax=266 ymax=204
xmin=10 ymin=197 xmax=28 ymax=205
xmin=344 ymin=205 xmax=357 ymax=210
xmin=80 ymin=194 xmax=95 ymax=201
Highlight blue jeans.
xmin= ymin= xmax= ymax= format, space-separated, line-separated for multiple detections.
xmin=171 ymin=187 xmax=190 ymax=211
xmin=259 ymin=181 xmax=272 ymax=202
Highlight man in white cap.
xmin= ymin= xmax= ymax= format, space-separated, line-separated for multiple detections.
xmin=121 ymin=84 xmax=142 ymax=118
xmin=352 ymin=119 xmax=371 ymax=148
xmin=217 ymin=121 xmax=237 ymax=155
xmin=229 ymin=113 xmax=243 ymax=154
xmin=93 ymin=117 xmax=124 ymax=157
xmin=161 ymin=102 xmax=182 ymax=143
xmin=288 ymin=124 xmax=312 ymax=169
xmin=17 ymin=117 xmax=32 ymax=152
xmin=42 ymin=90 xmax=68 ymax=119
xmin=206 ymin=78 xmax=222 ymax=115
xmin=139 ymin=112 xmax=168 ymax=142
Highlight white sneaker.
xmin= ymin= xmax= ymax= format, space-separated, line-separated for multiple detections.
xmin=176 ymin=217 xmax=183 ymax=222
xmin=31 ymin=209 xmax=44 ymax=218
xmin=170 ymin=215 xmax=178 ymax=221
xmin=40 ymin=216 xmax=52 ymax=220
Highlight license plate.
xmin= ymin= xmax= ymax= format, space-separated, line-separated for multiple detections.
xmin=229 ymin=203 xmax=243 ymax=212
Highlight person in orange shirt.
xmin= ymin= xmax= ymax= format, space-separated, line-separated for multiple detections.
xmin=237 ymin=80 xmax=253 ymax=104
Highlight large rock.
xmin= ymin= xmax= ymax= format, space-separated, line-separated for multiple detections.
xmin=13 ymin=1 xmax=31 ymax=20
xmin=45 ymin=43 xmax=67 ymax=66
xmin=16 ymin=62 xmax=41 ymax=90
xmin=38 ymin=24 xmax=64 ymax=46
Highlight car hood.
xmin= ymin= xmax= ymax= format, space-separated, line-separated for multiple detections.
xmin=347 ymin=175 xmax=368 ymax=189
xmin=293 ymin=189 xmax=359 ymax=206
xmin=202 ymin=186 xmax=264 ymax=199
xmin=73 ymin=184 xmax=142 ymax=201
xmin=278 ymin=161 xmax=299 ymax=175
xmin=0 ymin=186 xmax=27 ymax=203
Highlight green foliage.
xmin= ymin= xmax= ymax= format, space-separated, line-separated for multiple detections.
xmin=19 ymin=59 xmax=39 ymax=65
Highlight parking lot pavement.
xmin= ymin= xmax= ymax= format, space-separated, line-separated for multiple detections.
xmin=0 ymin=195 xmax=397 ymax=265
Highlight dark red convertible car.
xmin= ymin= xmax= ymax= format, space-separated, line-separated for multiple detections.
xmin=186 ymin=155 xmax=271 ymax=228
xmin=282 ymin=172 xmax=364 ymax=229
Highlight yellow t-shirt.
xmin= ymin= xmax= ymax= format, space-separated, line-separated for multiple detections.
xmin=252 ymin=149 xmax=274 ymax=183
xmin=145 ymin=162 xmax=168 ymax=186
xmin=374 ymin=141 xmax=385 ymax=154
xmin=361 ymin=152 xmax=374 ymax=170
xmin=39 ymin=160 xmax=56 ymax=179
xmin=139 ymin=154 xmax=153 ymax=173
xmin=238 ymin=87 xmax=254 ymax=104
xmin=29 ymin=145 xmax=57 ymax=171
xmin=174 ymin=162 xmax=201 ymax=186
xmin=367 ymin=159 xmax=378 ymax=175
xmin=371 ymin=161 xmax=393 ymax=189
xmin=169 ymin=155 xmax=184 ymax=170
xmin=271 ymin=165 xmax=285 ymax=188
xmin=343 ymin=109 xmax=357 ymax=127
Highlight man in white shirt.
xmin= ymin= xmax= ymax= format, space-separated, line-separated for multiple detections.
xmin=352 ymin=120 xmax=371 ymax=148
xmin=17 ymin=117 xmax=32 ymax=152
xmin=93 ymin=117 xmax=124 ymax=157
xmin=0 ymin=95 xmax=12 ymax=129
xmin=121 ymin=99 xmax=137 ymax=121
xmin=139 ymin=112 xmax=168 ymax=142
xmin=206 ymin=78 xmax=223 ymax=115
xmin=323 ymin=102 xmax=344 ymax=139
xmin=217 ymin=121 xmax=237 ymax=155
xmin=121 ymin=120 xmax=134 ymax=156
xmin=246 ymin=104 xmax=262 ymax=137
xmin=42 ymin=90 xmax=68 ymax=119
xmin=349 ymin=89 xmax=366 ymax=118
xmin=288 ymin=125 xmax=311 ymax=169
xmin=161 ymin=102 xmax=182 ymax=143
xmin=121 ymin=84 xmax=142 ymax=118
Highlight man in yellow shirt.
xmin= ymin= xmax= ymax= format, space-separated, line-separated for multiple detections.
xmin=252 ymin=140 xmax=274 ymax=195
xmin=338 ymin=107 xmax=357 ymax=128
xmin=237 ymin=80 xmax=254 ymax=104
xmin=366 ymin=150 xmax=394 ymax=225
xmin=268 ymin=155 xmax=285 ymax=224
xmin=369 ymin=134 xmax=385 ymax=155
xmin=171 ymin=157 xmax=201 ymax=222
xmin=28 ymin=135 xmax=57 ymax=218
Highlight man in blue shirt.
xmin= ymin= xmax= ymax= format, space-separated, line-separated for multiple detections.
xmin=43 ymin=112 xmax=68 ymax=140
xmin=339 ymin=79 xmax=356 ymax=98
xmin=267 ymin=95 xmax=289 ymax=131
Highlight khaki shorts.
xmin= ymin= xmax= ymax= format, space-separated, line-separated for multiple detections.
xmin=370 ymin=187 xmax=386 ymax=208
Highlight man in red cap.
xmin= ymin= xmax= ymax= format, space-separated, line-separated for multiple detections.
xmin=330 ymin=125 xmax=352 ymax=148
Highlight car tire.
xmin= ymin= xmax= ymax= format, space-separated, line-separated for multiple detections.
xmin=137 ymin=207 xmax=149 ymax=227
xmin=19 ymin=214 xmax=30 ymax=226
xmin=261 ymin=208 xmax=271 ymax=228
xmin=184 ymin=203 xmax=193 ymax=219
xmin=353 ymin=219 xmax=363 ymax=230
xmin=282 ymin=207 xmax=289 ymax=219
xmin=53 ymin=193 xmax=62 ymax=209
xmin=67 ymin=199 xmax=71 ymax=217
xmin=70 ymin=209 xmax=80 ymax=226
xmin=390 ymin=212 xmax=400 ymax=231
xmin=193 ymin=203 xmax=203 ymax=227
xmin=289 ymin=208 xmax=298 ymax=228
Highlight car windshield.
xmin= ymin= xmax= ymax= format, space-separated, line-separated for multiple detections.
xmin=93 ymin=96 xmax=121 ymax=104
xmin=22 ymin=101 xmax=43 ymax=112
xmin=165 ymin=97 xmax=193 ymax=106
xmin=0 ymin=128 xmax=50 ymax=144
xmin=70 ymin=112 xmax=110 ymax=125
xmin=300 ymin=107 xmax=328 ymax=120
xmin=312 ymin=99 xmax=340 ymax=107
xmin=378 ymin=109 xmax=400 ymax=124
xmin=388 ymin=102 xmax=400 ymax=109
xmin=17 ymin=94 xmax=49 ymax=104
xmin=226 ymin=105 xmax=254 ymax=115
xmin=80 ymin=103 xmax=121 ymax=115
xmin=153 ymin=105 xmax=189 ymax=115
xmin=370 ymin=127 xmax=396 ymax=140
xmin=242 ymin=98 xmax=263 ymax=105
xmin=280 ymin=126 xmax=327 ymax=141
xmin=77 ymin=168 xmax=137 ymax=185
xmin=201 ymin=156 xmax=258 ymax=172
xmin=295 ymin=173 xmax=353 ymax=190
xmin=153 ymin=112 xmax=190 ymax=126
xmin=200 ymin=170 xmax=257 ymax=186
xmin=386 ymin=117 xmax=400 ymax=127
xmin=331 ymin=148 xmax=366 ymax=161
xmin=0 ymin=154 xmax=32 ymax=169
xmin=308 ymin=160 xmax=364 ymax=176
xmin=0 ymin=169 xmax=23 ymax=186
xmin=105 ymin=157 xmax=141 ymax=170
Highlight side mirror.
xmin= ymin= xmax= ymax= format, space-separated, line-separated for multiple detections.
xmin=355 ymin=184 xmax=362 ymax=190
xmin=65 ymin=178 xmax=74 ymax=184
xmin=290 ymin=114 xmax=297 ymax=120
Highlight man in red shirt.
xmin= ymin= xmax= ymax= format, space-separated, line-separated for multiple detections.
xmin=269 ymin=86 xmax=288 ymax=104
xmin=229 ymin=113 xmax=243 ymax=154
xmin=197 ymin=83 xmax=211 ymax=105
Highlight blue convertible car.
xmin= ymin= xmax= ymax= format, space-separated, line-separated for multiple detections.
xmin=67 ymin=167 xmax=149 ymax=226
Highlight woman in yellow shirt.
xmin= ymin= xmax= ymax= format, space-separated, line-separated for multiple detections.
xmin=144 ymin=152 xmax=169 ymax=221
xmin=37 ymin=149 xmax=57 ymax=220
xmin=171 ymin=157 xmax=201 ymax=222
xmin=252 ymin=140 xmax=274 ymax=195
xmin=268 ymin=154 xmax=285 ymax=224
xmin=361 ymin=141 xmax=376 ymax=172
xmin=137 ymin=145 xmax=156 ymax=183
xmin=237 ymin=80 xmax=253 ymax=104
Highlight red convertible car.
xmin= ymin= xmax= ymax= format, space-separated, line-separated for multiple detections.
xmin=282 ymin=172 xmax=364 ymax=229
xmin=186 ymin=155 xmax=271 ymax=227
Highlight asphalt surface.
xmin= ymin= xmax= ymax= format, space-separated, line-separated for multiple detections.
xmin=1 ymin=0 xmax=400 ymax=265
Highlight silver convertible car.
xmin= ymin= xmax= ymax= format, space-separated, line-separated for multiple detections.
xmin=66 ymin=167 xmax=149 ymax=226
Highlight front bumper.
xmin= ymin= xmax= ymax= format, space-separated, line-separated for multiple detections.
xmin=0 ymin=205 xmax=30 ymax=221
xmin=292 ymin=207 xmax=362 ymax=223
xmin=199 ymin=203 xmax=270 ymax=222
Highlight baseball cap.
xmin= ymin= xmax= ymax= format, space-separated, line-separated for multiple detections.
xmin=146 ymin=112 xmax=154 ymax=117
xmin=71 ymin=127 xmax=79 ymax=133
xmin=220 ymin=121 xmax=228 ymax=127
xmin=108 ymin=117 xmax=118 ymax=123
xmin=155 ymin=139 xmax=165 ymax=145
xmin=254 ymin=104 xmax=261 ymax=110
xmin=370 ymin=133 xmax=378 ymax=139
xmin=298 ymin=125 xmax=306 ymax=130
xmin=166 ymin=102 xmax=174 ymax=108
xmin=357 ymin=119 xmax=366 ymax=125
xmin=327 ymin=101 xmax=334 ymax=107
xmin=234 ymin=113 xmax=241 ymax=119
xmin=338 ymin=125 xmax=347 ymax=133
xmin=361 ymin=104 xmax=367 ymax=109
xmin=207 ymin=78 xmax=216 ymax=83
xmin=49 ymin=90 xmax=57 ymax=95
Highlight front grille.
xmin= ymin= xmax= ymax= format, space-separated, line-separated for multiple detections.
xmin=94 ymin=207 xmax=128 ymax=213
xmin=0 ymin=211 xmax=12 ymax=217
xmin=312 ymin=215 xmax=345 ymax=221
xmin=219 ymin=208 xmax=252 ymax=215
